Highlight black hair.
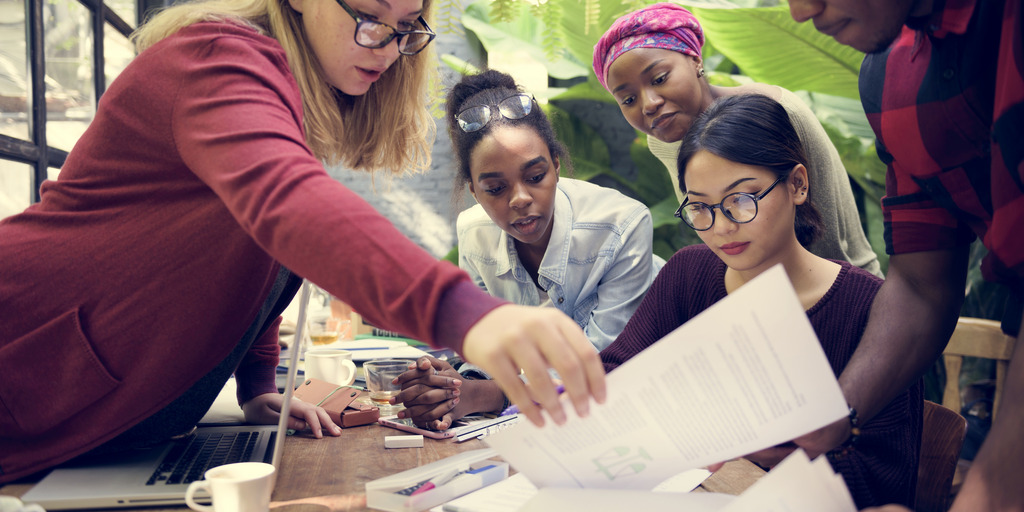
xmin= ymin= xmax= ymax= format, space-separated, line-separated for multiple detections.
xmin=446 ymin=69 xmax=570 ymax=202
xmin=676 ymin=94 xmax=822 ymax=248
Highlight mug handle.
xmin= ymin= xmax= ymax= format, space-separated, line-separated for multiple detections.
xmin=339 ymin=359 xmax=357 ymax=387
xmin=185 ymin=480 xmax=214 ymax=511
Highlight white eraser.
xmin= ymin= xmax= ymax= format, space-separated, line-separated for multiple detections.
xmin=384 ymin=435 xmax=424 ymax=449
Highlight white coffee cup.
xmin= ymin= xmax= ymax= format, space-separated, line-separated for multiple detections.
xmin=304 ymin=349 xmax=356 ymax=386
xmin=184 ymin=462 xmax=275 ymax=512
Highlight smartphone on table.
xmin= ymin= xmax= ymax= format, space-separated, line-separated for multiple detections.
xmin=378 ymin=416 xmax=457 ymax=439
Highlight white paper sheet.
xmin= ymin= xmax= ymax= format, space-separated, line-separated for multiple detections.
xmin=719 ymin=450 xmax=856 ymax=512
xmin=485 ymin=265 xmax=848 ymax=489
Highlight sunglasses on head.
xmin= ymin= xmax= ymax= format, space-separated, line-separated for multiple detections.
xmin=455 ymin=94 xmax=535 ymax=132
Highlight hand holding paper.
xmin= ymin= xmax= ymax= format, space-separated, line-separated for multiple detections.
xmin=485 ymin=266 xmax=849 ymax=489
xmin=461 ymin=304 xmax=607 ymax=427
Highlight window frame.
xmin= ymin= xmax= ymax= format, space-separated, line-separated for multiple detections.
xmin=0 ymin=0 xmax=145 ymax=204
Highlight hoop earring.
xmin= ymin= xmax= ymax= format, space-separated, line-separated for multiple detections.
xmin=697 ymin=68 xmax=705 ymax=77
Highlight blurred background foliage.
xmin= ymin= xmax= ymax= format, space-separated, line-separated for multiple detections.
xmin=441 ymin=0 xmax=1009 ymax=400
xmin=446 ymin=0 xmax=890 ymax=268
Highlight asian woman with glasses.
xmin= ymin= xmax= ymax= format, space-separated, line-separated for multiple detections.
xmin=0 ymin=1 xmax=607 ymax=482
xmin=388 ymin=69 xmax=662 ymax=430
xmin=600 ymin=94 xmax=921 ymax=509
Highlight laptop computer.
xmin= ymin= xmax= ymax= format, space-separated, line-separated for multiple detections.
xmin=21 ymin=281 xmax=313 ymax=510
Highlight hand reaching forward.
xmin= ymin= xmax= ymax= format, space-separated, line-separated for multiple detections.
xmin=242 ymin=392 xmax=342 ymax=438
xmin=460 ymin=304 xmax=607 ymax=427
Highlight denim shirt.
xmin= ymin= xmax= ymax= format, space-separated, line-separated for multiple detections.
xmin=457 ymin=178 xmax=664 ymax=351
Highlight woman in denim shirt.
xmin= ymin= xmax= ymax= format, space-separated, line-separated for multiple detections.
xmin=388 ymin=69 xmax=662 ymax=428
xmin=452 ymin=70 xmax=663 ymax=351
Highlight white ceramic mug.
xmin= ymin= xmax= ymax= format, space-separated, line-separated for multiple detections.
xmin=184 ymin=462 xmax=275 ymax=512
xmin=304 ymin=348 xmax=357 ymax=386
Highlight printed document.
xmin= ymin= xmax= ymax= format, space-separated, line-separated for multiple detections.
xmin=485 ymin=265 xmax=848 ymax=489
xmin=720 ymin=449 xmax=856 ymax=512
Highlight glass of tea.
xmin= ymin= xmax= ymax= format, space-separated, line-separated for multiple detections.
xmin=363 ymin=358 xmax=411 ymax=413
xmin=306 ymin=284 xmax=352 ymax=346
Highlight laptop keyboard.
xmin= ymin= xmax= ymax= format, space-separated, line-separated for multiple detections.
xmin=145 ymin=430 xmax=268 ymax=485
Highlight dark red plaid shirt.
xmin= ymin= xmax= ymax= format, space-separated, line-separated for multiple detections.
xmin=861 ymin=0 xmax=1024 ymax=293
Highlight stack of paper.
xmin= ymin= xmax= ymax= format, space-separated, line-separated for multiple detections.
xmin=451 ymin=449 xmax=854 ymax=512
xmin=485 ymin=265 xmax=849 ymax=489
xmin=436 ymin=468 xmax=714 ymax=512
xmin=720 ymin=450 xmax=856 ymax=512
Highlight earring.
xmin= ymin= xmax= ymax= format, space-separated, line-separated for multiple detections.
xmin=697 ymin=68 xmax=705 ymax=77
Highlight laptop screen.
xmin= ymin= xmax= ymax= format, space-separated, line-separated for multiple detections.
xmin=271 ymin=279 xmax=312 ymax=471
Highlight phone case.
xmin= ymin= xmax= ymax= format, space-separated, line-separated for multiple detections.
xmin=378 ymin=416 xmax=456 ymax=439
xmin=341 ymin=399 xmax=380 ymax=428
xmin=292 ymin=379 xmax=361 ymax=425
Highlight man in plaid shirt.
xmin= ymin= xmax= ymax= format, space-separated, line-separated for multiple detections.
xmin=782 ymin=1 xmax=1023 ymax=510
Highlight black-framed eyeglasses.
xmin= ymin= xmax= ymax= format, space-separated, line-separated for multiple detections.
xmin=456 ymin=94 xmax=535 ymax=132
xmin=334 ymin=0 xmax=436 ymax=56
xmin=674 ymin=175 xmax=787 ymax=231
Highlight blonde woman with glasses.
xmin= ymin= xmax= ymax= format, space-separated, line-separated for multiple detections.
xmin=0 ymin=0 xmax=604 ymax=483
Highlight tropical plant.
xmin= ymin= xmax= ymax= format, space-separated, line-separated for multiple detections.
xmin=448 ymin=0 xmax=890 ymax=267
xmin=443 ymin=0 xmax=1007 ymax=401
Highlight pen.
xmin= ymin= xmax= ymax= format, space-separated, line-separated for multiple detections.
xmin=500 ymin=384 xmax=564 ymax=416
xmin=409 ymin=467 xmax=463 ymax=496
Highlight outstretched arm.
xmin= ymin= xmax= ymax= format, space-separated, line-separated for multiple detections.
xmin=794 ymin=247 xmax=969 ymax=457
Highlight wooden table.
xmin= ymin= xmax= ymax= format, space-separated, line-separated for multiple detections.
xmin=1 ymin=423 xmax=765 ymax=511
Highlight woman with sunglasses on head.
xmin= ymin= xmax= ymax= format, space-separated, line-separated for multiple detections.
xmin=390 ymin=69 xmax=661 ymax=430
xmin=593 ymin=3 xmax=881 ymax=278
xmin=600 ymin=94 xmax=921 ymax=509
xmin=0 ymin=1 xmax=607 ymax=483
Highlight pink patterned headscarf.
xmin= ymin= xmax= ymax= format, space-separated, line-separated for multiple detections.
xmin=592 ymin=3 xmax=705 ymax=91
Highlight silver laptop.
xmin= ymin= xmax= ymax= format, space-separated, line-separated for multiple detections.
xmin=21 ymin=282 xmax=313 ymax=510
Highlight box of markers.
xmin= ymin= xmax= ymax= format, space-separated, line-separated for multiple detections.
xmin=366 ymin=448 xmax=508 ymax=512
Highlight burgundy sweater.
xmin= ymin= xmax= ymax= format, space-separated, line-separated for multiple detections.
xmin=601 ymin=245 xmax=922 ymax=509
xmin=0 ymin=22 xmax=504 ymax=482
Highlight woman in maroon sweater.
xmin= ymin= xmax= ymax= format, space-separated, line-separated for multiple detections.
xmin=0 ymin=0 xmax=604 ymax=482
xmin=600 ymin=94 xmax=921 ymax=509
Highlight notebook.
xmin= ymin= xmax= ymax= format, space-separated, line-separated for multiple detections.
xmin=20 ymin=282 xmax=313 ymax=510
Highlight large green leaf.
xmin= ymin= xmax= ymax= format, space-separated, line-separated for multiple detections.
xmin=544 ymin=102 xmax=613 ymax=182
xmin=462 ymin=2 xmax=590 ymax=80
xmin=797 ymin=91 xmax=876 ymax=140
xmin=556 ymin=0 xmax=640 ymax=76
xmin=692 ymin=5 xmax=865 ymax=99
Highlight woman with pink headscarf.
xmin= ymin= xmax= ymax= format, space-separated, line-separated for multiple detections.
xmin=593 ymin=3 xmax=880 ymax=277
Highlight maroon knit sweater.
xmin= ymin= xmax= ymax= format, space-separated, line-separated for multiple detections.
xmin=0 ymin=22 xmax=504 ymax=482
xmin=601 ymin=245 xmax=922 ymax=509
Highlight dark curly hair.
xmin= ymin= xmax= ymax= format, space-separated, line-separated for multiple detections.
xmin=446 ymin=69 xmax=570 ymax=200
xmin=676 ymin=94 xmax=823 ymax=248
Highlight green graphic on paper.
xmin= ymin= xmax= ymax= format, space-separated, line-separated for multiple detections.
xmin=593 ymin=446 xmax=652 ymax=480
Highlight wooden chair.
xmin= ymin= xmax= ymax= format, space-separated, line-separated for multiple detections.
xmin=942 ymin=317 xmax=1016 ymax=421
xmin=940 ymin=317 xmax=1017 ymax=500
xmin=916 ymin=400 xmax=968 ymax=512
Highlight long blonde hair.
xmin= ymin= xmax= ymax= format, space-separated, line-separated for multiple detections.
xmin=132 ymin=0 xmax=434 ymax=175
